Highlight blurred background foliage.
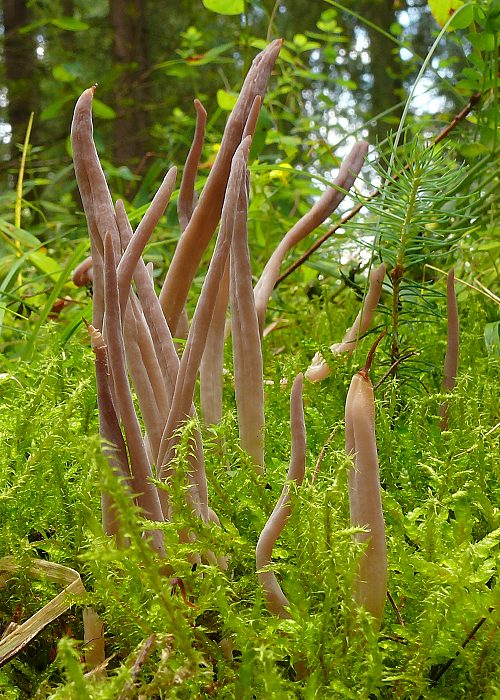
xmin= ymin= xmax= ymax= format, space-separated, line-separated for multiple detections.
xmin=0 ymin=0 xmax=498 ymax=354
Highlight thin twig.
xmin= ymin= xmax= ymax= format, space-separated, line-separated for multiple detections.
xmin=117 ymin=634 xmax=158 ymax=700
xmin=311 ymin=426 xmax=338 ymax=485
xmin=386 ymin=590 xmax=405 ymax=626
xmin=429 ymin=608 xmax=493 ymax=687
xmin=373 ymin=352 xmax=417 ymax=390
xmin=361 ymin=328 xmax=387 ymax=376
xmin=275 ymin=92 xmax=482 ymax=287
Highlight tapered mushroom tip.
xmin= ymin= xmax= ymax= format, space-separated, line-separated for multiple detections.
xmin=235 ymin=134 xmax=252 ymax=161
xmin=357 ymin=140 xmax=369 ymax=153
xmin=72 ymin=255 xmax=93 ymax=287
xmin=103 ymin=231 xmax=114 ymax=259
xmin=193 ymin=98 xmax=207 ymax=118
xmin=270 ymin=37 xmax=285 ymax=51
xmin=371 ymin=261 xmax=387 ymax=281
xmin=305 ymin=352 xmax=331 ymax=383
xmin=254 ymin=37 xmax=283 ymax=67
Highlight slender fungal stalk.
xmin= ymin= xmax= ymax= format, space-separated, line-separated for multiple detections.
xmin=254 ymin=141 xmax=369 ymax=335
xmin=102 ymin=234 xmax=165 ymax=555
xmin=256 ymin=374 xmax=306 ymax=617
xmin=71 ymin=87 xmax=120 ymax=330
xmin=345 ymin=347 xmax=387 ymax=626
xmin=331 ymin=263 xmax=387 ymax=354
xmin=114 ymin=200 xmax=206 ymax=521
xmin=178 ymin=99 xmax=207 ymax=232
xmin=439 ymin=268 xmax=459 ymax=431
xmin=86 ymin=321 xmax=130 ymax=539
xmin=116 ymin=167 xmax=177 ymax=318
xmin=230 ymin=169 xmax=265 ymax=474
xmin=159 ymin=40 xmax=282 ymax=336
xmin=305 ymin=262 xmax=386 ymax=382
xmin=200 ymin=262 xmax=229 ymax=426
xmin=158 ymin=138 xmax=252 ymax=482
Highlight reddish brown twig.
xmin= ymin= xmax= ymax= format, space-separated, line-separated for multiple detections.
xmin=429 ymin=608 xmax=493 ymax=687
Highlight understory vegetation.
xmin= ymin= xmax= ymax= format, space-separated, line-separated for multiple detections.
xmin=0 ymin=0 xmax=499 ymax=698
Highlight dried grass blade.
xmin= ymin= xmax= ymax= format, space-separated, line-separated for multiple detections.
xmin=0 ymin=558 xmax=86 ymax=667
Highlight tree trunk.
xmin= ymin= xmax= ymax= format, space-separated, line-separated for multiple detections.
xmin=109 ymin=0 xmax=150 ymax=165
xmin=3 ymin=0 xmax=38 ymax=155
xmin=363 ymin=0 xmax=403 ymax=144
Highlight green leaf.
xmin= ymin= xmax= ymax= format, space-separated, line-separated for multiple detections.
xmin=52 ymin=64 xmax=75 ymax=83
xmin=458 ymin=142 xmax=490 ymax=158
xmin=0 ymin=219 xmax=40 ymax=248
xmin=216 ymin=89 xmax=238 ymax=111
xmin=468 ymin=32 xmax=496 ymax=52
xmin=450 ymin=4 xmax=475 ymax=28
xmin=50 ymin=17 xmax=89 ymax=31
xmin=40 ymin=96 xmax=73 ymax=121
xmin=428 ymin=0 xmax=464 ymax=28
xmin=28 ymin=251 xmax=63 ymax=281
xmin=390 ymin=22 xmax=403 ymax=36
xmin=91 ymin=99 xmax=116 ymax=120
xmin=202 ymin=0 xmax=244 ymax=15
xmin=484 ymin=321 xmax=500 ymax=356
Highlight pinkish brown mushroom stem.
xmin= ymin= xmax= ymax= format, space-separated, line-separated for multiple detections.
xmin=439 ymin=268 xmax=459 ymax=431
xmin=345 ymin=339 xmax=387 ymax=627
xmin=256 ymin=374 xmax=306 ymax=618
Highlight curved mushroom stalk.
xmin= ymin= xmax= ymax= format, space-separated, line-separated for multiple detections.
xmin=159 ymin=39 xmax=282 ymax=336
xmin=305 ymin=262 xmax=386 ymax=383
xmin=345 ymin=366 xmax=387 ymax=627
xmin=254 ymin=141 xmax=369 ymax=335
xmin=439 ymin=268 xmax=459 ymax=431
xmin=256 ymin=374 xmax=306 ymax=618
xmin=230 ymin=168 xmax=265 ymax=474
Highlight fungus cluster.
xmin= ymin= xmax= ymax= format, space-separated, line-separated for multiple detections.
xmin=72 ymin=39 xmax=458 ymax=653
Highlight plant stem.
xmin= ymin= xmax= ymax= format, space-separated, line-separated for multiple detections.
xmin=390 ymin=167 xmax=421 ymax=368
